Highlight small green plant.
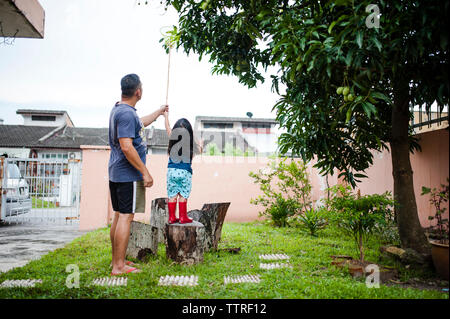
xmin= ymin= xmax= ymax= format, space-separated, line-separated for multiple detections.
xmin=249 ymin=157 xmax=312 ymax=227
xmin=327 ymin=185 xmax=395 ymax=262
xmin=224 ymin=142 xmax=243 ymax=156
xmin=421 ymin=178 xmax=449 ymax=244
xmin=290 ymin=206 xmax=328 ymax=236
xmin=244 ymin=149 xmax=255 ymax=157
xmin=204 ymin=142 xmax=221 ymax=155
xmin=266 ymin=196 xmax=297 ymax=227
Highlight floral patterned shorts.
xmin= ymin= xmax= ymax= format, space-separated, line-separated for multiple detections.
xmin=167 ymin=168 xmax=192 ymax=199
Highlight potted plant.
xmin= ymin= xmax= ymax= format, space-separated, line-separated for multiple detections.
xmin=422 ymin=179 xmax=449 ymax=280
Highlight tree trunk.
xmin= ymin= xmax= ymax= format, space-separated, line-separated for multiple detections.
xmin=126 ymin=221 xmax=159 ymax=261
xmin=187 ymin=202 xmax=230 ymax=251
xmin=165 ymin=221 xmax=206 ymax=264
xmin=149 ymin=198 xmax=169 ymax=244
xmin=391 ymin=82 xmax=430 ymax=256
xmin=359 ymin=235 xmax=364 ymax=263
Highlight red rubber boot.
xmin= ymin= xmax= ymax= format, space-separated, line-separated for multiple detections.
xmin=168 ymin=201 xmax=179 ymax=224
xmin=178 ymin=201 xmax=192 ymax=224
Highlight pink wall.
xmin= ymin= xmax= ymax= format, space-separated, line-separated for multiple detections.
xmin=79 ymin=128 xmax=448 ymax=230
xmin=358 ymin=129 xmax=449 ymax=227
xmin=79 ymin=148 xmax=284 ymax=230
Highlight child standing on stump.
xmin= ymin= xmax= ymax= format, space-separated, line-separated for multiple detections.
xmin=164 ymin=111 xmax=202 ymax=224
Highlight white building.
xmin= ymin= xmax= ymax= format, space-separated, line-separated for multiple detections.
xmin=16 ymin=109 xmax=74 ymax=127
xmin=195 ymin=115 xmax=280 ymax=155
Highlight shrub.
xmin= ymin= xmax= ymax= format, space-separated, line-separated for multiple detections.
xmin=249 ymin=157 xmax=312 ymax=227
xmin=266 ymin=196 xmax=297 ymax=227
xmin=289 ymin=206 xmax=328 ymax=236
xmin=327 ymin=185 xmax=395 ymax=262
xmin=421 ymin=178 xmax=449 ymax=244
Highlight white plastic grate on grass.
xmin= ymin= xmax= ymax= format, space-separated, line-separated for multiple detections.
xmin=224 ymin=275 xmax=261 ymax=285
xmin=259 ymin=254 xmax=290 ymax=261
xmin=91 ymin=277 xmax=127 ymax=287
xmin=158 ymin=275 xmax=198 ymax=287
xmin=259 ymin=262 xmax=293 ymax=270
xmin=0 ymin=279 xmax=43 ymax=288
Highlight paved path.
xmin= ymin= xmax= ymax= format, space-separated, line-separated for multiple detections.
xmin=0 ymin=222 xmax=87 ymax=273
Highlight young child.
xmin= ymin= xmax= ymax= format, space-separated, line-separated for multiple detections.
xmin=164 ymin=111 xmax=202 ymax=224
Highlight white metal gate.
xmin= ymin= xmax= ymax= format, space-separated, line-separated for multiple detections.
xmin=0 ymin=158 xmax=81 ymax=225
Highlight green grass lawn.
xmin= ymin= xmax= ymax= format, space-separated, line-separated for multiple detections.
xmin=0 ymin=222 xmax=448 ymax=299
xmin=32 ymin=197 xmax=57 ymax=209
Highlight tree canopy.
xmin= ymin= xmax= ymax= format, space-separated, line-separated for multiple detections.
xmin=161 ymin=0 xmax=449 ymax=254
xmin=162 ymin=0 xmax=448 ymax=186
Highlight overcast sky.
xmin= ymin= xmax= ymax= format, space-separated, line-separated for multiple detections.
xmin=0 ymin=0 xmax=282 ymax=129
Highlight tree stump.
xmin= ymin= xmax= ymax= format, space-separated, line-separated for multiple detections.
xmin=165 ymin=221 xmax=205 ymax=264
xmin=188 ymin=202 xmax=230 ymax=251
xmin=149 ymin=198 xmax=169 ymax=244
xmin=126 ymin=221 xmax=158 ymax=261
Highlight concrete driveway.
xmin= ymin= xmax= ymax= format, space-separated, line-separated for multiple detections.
xmin=0 ymin=221 xmax=88 ymax=273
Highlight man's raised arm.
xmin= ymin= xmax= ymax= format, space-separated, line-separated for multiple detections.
xmin=140 ymin=105 xmax=169 ymax=127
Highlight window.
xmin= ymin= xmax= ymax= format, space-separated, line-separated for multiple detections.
xmin=7 ymin=164 xmax=21 ymax=179
xmin=42 ymin=153 xmax=68 ymax=159
xmin=242 ymin=122 xmax=271 ymax=129
xmin=31 ymin=115 xmax=56 ymax=121
xmin=203 ymin=122 xmax=233 ymax=129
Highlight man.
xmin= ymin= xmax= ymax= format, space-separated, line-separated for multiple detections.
xmin=108 ymin=73 xmax=167 ymax=275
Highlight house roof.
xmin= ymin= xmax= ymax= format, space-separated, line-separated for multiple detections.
xmin=195 ymin=115 xmax=278 ymax=124
xmin=148 ymin=127 xmax=169 ymax=147
xmin=42 ymin=127 xmax=110 ymax=148
xmin=16 ymin=109 xmax=68 ymax=115
xmin=0 ymin=125 xmax=55 ymax=148
xmin=0 ymin=124 xmax=255 ymax=153
xmin=0 ymin=125 xmax=168 ymax=150
xmin=0 ymin=125 xmax=109 ymax=149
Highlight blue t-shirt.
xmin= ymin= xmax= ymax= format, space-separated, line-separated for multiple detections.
xmin=168 ymin=157 xmax=193 ymax=174
xmin=108 ymin=102 xmax=147 ymax=182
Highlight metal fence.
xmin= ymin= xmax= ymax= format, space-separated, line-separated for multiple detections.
xmin=0 ymin=157 xmax=81 ymax=225
xmin=410 ymin=105 xmax=449 ymax=133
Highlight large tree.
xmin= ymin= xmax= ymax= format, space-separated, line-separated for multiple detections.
xmin=161 ymin=0 xmax=449 ymax=255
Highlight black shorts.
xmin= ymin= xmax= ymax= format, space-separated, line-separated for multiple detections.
xmin=109 ymin=180 xmax=146 ymax=214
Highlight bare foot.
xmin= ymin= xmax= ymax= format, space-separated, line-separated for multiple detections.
xmin=110 ymin=260 xmax=137 ymax=268
xmin=111 ymin=265 xmax=141 ymax=276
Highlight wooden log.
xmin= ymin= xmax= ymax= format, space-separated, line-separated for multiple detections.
xmin=165 ymin=221 xmax=205 ymax=264
xmin=126 ymin=221 xmax=159 ymax=261
xmin=149 ymin=197 xmax=169 ymax=244
xmin=188 ymin=202 xmax=230 ymax=251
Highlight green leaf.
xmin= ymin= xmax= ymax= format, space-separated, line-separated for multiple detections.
xmin=356 ymin=30 xmax=363 ymax=48
xmin=361 ymin=102 xmax=376 ymax=118
xmin=372 ymin=37 xmax=382 ymax=52
xmin=371 ymin=91 xmax=392 ymax=105
xmin=346 ymin=106 xmax=353 ymax=123
xmin=328 ymin=21 xmax=338 ymax=34
xmin=421 ymin=186 xmax=431 ymax=195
